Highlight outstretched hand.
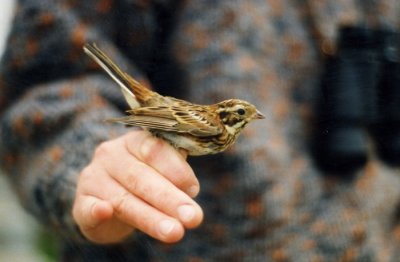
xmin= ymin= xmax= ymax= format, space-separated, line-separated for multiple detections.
xmin=72 ymin=130 xmax=203 ymax=244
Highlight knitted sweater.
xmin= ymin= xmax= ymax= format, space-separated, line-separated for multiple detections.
xmin=1 ymin=0 xmax=400 ymax=261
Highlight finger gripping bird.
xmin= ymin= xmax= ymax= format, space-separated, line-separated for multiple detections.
xmin=84 ymin=43 xmax=265 ymax=156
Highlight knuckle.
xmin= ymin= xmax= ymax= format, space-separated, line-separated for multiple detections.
xmin=124 ymin=168 xmax=154 ymax=197
xmin=79 ymin=166 xmax=92 ymax=180
xmin=94 ymin=141 xmax=112 ymax=158
xmin=123 ymin=170 xmax=141 ymax=194
xmin=123 ymin=168 xmax=177 ymax=211
xmin=133 ymin=182 xmax=152 ymax=198
xmin=139 ymin=136 xmax=164 ymax=163
xmin=77 ymin=167 xmax=93 ymax=190
xmin=112 ymin=192 xmax=131 ymax=216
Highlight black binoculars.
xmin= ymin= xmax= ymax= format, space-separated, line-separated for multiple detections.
xmin=312 ymin=26 xmax=400 ymax=174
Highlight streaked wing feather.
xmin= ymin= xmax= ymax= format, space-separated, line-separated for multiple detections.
xmin=107 ymin=115 xmax=179 ymax=131
xmin=172 ymin=106 xmax=223 ymax=136
xmin=127 ymin=106 xmax=175 ymax=119
xmin=122 ymin=105 xmax=223 ymax=136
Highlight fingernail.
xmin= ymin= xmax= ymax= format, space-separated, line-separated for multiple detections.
xmin=178 ymin=205 xmax=196 ymax=223
xmin=159 ymin=220 xmax=175 ymax=236
xmin=187 ymin=185 xmax=199 ymax=198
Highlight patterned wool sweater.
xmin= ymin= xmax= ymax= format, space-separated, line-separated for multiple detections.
xmin=1 ymin=0 xmax=400 ymax=261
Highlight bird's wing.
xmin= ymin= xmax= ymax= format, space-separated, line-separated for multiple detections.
xmin=110 ymin=105 xmax=224 ymax=137
xmin=107 ymin=115 xmax=180 ymax=132
xmin=171 ymin=106 xmax=224 ymax=136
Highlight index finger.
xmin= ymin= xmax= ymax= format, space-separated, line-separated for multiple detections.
xmin=123 ymin=131 xmax=200 ymax=197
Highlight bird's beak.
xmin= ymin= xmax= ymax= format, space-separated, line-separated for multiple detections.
xmin=254 ymin=110 xmax=265 ymax=119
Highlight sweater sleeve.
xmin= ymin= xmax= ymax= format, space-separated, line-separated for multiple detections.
xmin=0 ymin=0 xmax=148 ymax=241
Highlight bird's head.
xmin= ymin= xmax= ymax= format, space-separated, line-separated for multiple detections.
xmin=216 ymin=99 xmax=265 ymax=135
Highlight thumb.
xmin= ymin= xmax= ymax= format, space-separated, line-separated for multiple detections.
xmin=73 ymin=195 xmax=113 ymax=231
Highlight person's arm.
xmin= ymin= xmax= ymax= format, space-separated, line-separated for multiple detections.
xmin=0 ymin=0 xmax=202 ymax=243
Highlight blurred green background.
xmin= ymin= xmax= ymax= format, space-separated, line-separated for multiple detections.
xmin=0 ymin=175 xmax=58 ymax=261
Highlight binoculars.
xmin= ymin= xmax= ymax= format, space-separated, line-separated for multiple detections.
xmin=312 ymin=26 xmax=400 ymax=174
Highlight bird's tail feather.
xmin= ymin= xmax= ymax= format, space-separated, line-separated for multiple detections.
xmin=83 ymin=43 xmax=152 ymax=107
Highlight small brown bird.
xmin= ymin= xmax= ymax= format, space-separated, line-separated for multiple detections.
xmin=83 ymin=43 xmax=264 ymax=155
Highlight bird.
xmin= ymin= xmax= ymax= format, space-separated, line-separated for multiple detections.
xmin=83 ymin=43 xmax=265 ymax=156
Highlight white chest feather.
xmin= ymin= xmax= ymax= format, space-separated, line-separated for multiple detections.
xmin=155 ymin=132 xmax=214 ymax=155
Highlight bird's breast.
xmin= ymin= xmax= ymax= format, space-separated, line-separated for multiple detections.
xmin=150 ymin=128 xmax=238 ymax=156
xmin=151 ymin=131 xmax=216 ymax=156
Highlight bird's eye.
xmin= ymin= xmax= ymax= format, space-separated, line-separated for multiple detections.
xmin=237 ymin=109 xmax=245 ymax=115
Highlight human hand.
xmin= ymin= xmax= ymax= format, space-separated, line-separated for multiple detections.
xmin=72 ymin=130 xmax=203 ymax=244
